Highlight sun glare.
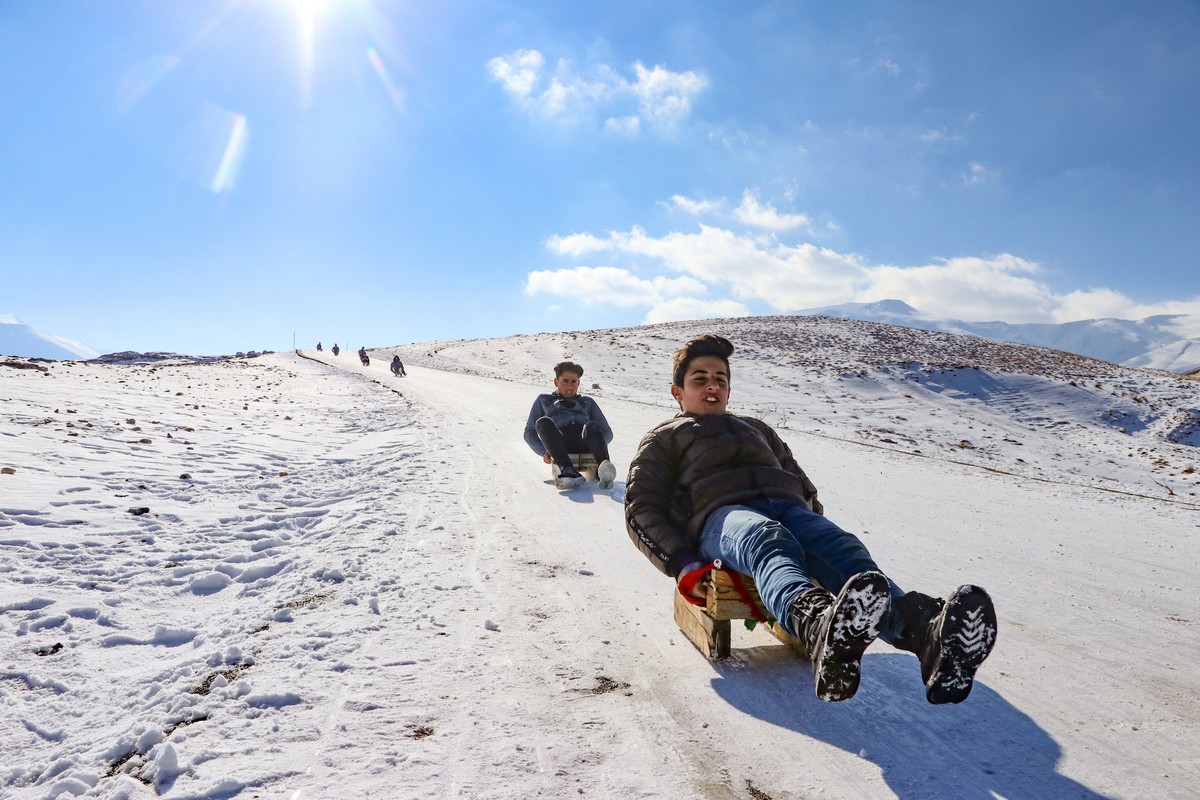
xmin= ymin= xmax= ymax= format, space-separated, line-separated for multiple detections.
xmin=288 ymin=0 xmax=333 ymax=107
xmin=267 ymin=0 xmax=409 ymax=110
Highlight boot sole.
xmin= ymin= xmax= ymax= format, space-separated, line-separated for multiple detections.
xmin=814 ymin=571 xmax=891 ymax=702
xmin=925 ymin=585 xmax=997 ymax=704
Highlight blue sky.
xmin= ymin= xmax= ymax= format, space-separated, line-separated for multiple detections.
xmin=3 ymin=1 xmax=1199 ymax=355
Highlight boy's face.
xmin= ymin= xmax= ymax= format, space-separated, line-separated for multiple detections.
xmin=554 ymin=371 xmax=581 ymax=397
xmin=671 ymin=355 xmax=729 ymax=415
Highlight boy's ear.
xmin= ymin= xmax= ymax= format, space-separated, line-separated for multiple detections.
xmin=670 ymin=384 xmax=682 ymax=406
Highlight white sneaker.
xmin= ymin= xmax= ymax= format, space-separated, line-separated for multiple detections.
xmin=597 ymin=459 xmax=617 ymax=489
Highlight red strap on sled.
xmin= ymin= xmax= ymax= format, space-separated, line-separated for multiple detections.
xmin=724 ymin=569 xmax=770 ymax=623
xmin=677 ymin=562 xmax=716 ymax=607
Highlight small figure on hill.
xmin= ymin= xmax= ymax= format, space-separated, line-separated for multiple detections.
xmin=358 ymin=347 xmax=370 ymax=366
xmin=524 ymin=360 xmax=617 ymax=491
xmin=316 ymin=342 xmax=323 ymax=351
xmin=624 ymin=334 xmax=997 ymax=704
xmin=390 ymin=355 xmax=406 ymax=377
xmin=331 ymin=344 xmax=340 ymax=356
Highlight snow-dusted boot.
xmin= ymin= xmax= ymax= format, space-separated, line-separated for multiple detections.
xmin=788 ymin=571 xmax=891 ymax=702
xmin=597 ymin=459 xmax=617 ymax=489
xmin=554 ymin=466 xmax=586 ymax=491
xmin=894 ymin=586 xmax=997 ymax=704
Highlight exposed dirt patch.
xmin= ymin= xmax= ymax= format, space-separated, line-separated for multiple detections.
xmin=275 ymin=591 xmax=334 ymax=610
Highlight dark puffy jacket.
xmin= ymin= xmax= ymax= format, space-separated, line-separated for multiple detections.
xmin=523 ymin=392 xmax=613 ymax=456
xmin=625 ymin=412 xmax=823 ymax=577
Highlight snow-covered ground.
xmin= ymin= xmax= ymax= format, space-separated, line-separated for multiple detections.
xmin=2 ymin=316 xmax=1198 ymax=799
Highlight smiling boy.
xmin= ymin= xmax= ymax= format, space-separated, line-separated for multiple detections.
xmin=523 ymin=360 xmax=617 ymax=490
xmin=624 ymin=334 xmax=997 ymax=703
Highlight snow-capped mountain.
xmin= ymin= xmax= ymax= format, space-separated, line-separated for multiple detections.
xmin=0 ymin=314 xmax=99 ymax=360
xmin=792 ymin=299 xmax=1200 ymax=374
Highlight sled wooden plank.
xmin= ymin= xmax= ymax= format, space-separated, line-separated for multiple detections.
xmin=674 ymin=591 xmax=731 ymax=660
xmin=674 ymin=569 xmax=812 ymax=661
xmin=705 ymin=570 xmax=769 ymax=621
xmin=552 ymin=453 xmax=600 ymax=481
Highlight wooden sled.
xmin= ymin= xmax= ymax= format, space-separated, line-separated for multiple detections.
xmin=550 ymin=453 xmax=598 ymax=481
xmin=674 ymin=569 xmax=809 ymax=661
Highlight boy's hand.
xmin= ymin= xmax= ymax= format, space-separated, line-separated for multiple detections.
xmin=542 ymin=453 xmax=554 ymax=464
xmin=677 ymin=561 xmax=716 ymax=604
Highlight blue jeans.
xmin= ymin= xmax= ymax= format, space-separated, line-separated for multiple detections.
xmin=698 ymin=497 xmax=905 ymax=641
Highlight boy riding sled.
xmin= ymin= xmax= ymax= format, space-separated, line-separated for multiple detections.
xmin=624 ymin=334 xmax=997 ymax=703
xmin=524 ymin=360 xmax=617 ymax=491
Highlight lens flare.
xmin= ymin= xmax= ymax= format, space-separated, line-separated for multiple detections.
xmin=211 ymin=113 xmax=248 ymax=193
xmin=117 ymin=55 xmax=181 ymax=112
xmin=367 ymin=46 xmax=406 ymax=110
xmin=176 ymin=103 xmax=249 ymax=194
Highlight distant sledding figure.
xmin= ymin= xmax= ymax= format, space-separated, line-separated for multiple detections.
xmin=331 ymin=344 xmax=340 ymax=356
xmin=359 ymin=347 xmax=370 ymax=366
xmin=316 ymin=342 xmax=323 ymax=351
xmin=390 ymin=355 xmax=407 ymax=377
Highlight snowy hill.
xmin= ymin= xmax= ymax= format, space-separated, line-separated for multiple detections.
xmin=794 ymin=299 xmax=1200 ymax=374
xmin=2 ymin=316 xmax=1198 ymax=799
xmin=0 ymin=314 xmax=99 ymax=360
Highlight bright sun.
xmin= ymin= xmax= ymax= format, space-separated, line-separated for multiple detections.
xmin=286 ymin=0 xmax=337 ymax=106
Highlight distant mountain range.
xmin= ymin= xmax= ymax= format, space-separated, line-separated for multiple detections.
xmin=0 ymin=315 xmax=99 ymax=360
xmin=7 ymin=301 xmax=1200 ymax=373
xmin=792 ymin=300 xmax=1200 ymax=374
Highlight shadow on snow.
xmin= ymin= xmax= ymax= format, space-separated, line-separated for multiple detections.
xmin=710 ymin=650 xmax=1111 ymax=800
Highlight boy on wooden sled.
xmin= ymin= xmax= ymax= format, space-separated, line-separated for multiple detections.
xmin=523 ymin=360 xmax=617 ymax=491
xmin=624 ymin=335 xmax=997 ymax=703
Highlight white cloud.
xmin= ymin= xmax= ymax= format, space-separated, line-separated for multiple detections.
xmin=487 ymin=51 xmax=617 ymax=122
xmin=604 ymin=116 xmax=640 ymax=136
xmin=525 ymin=266 xmax=705 ymax=308
xmin=866 ymin=255 xmax=1054 ymax=322
xmin=630 ymin=62 xmax=708 ymax=132
xmin=486 ymin=49 xmax=544 ymax=100
xmin=488 ymin=49 xmax=707 ymax=132
xmin=960 ymin=162 xmax=999 ymax=187
xmin=733 ymin=189 xmax=811 ymax=232
xmin=1053 ymin=287 xmax=1144 ymax=322
xmin=534 ymin=224 xmax=868 ymax=313
xmin=919 ymin=128 xmax=964 ymax=144
xmin=1054 ymin=289 xmax=1200 ymax=325
xmin=545 ymin=231 xmax=612 ymax=258
xmin=604 ymin=225 xmax=867 ymax=308
xmin=531 ymin=220 xmax=1200 ymax=328
xmin=707 ymin=126 xmax=752 ymax=150
xmin=664 ymin=194 xmax=722 ymax=216
xmin=643 ymin=297 xmax=749 ymax=325
xmin=856 ymin=258 xmax=1200 ymax=325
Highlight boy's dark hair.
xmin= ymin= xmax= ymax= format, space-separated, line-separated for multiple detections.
xmin=672 ymin=335 xmax=734 ymax=387
xmin=554 ymin=361 xmax=583 ymax=378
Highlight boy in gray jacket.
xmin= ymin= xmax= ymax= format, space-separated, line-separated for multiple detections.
xmin=625 ymin=334 xmax=997 ymax=704
xmin=524 ymin=360 xmax=617 ymax=490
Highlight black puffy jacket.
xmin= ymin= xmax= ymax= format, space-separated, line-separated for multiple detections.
xmin=624 ymin=412 xmax=823 ymax=577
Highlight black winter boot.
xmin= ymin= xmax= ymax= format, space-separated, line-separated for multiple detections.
xmin=894 ymin=586 xmax=998 ymax=704
xmin=788 ymin=571 xmax=891 ymax=702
